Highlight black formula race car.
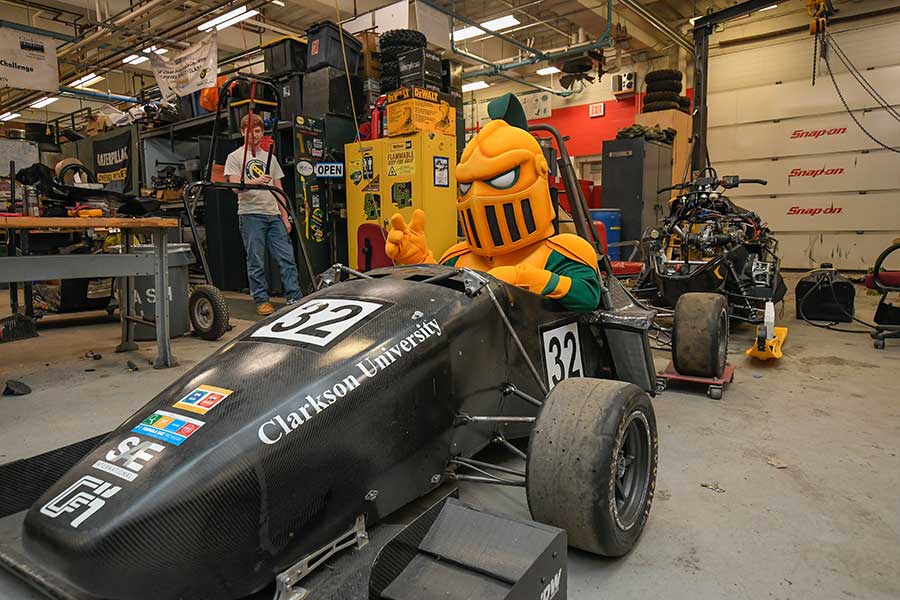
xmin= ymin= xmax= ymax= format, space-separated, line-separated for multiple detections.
xmin=17 ymin=264 xmax=659 ymax=600
xmin=636 ymin=169 xmax=786 ymax=379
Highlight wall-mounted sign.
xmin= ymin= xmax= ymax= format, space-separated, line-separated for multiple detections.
xmin=589 ymin=102 xmax=605 ymax=118
xmin=0 ymin=29 xmax=59 ymax=92
xmin=314 ymin=162 xmax=344 ymax=178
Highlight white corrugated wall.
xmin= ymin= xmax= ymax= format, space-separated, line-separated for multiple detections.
xmin=707 ymin=12 xmax=900 ymax=270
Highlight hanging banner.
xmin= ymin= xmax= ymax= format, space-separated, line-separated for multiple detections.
xmin=150 ymin=33 xmax=217 ymax=98
xmin=0 ymin=28 xmax=59 ymax=93
xmin=93 ymin=131 xmax=132 ymax=193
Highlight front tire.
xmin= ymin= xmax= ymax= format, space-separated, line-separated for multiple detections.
xmin=527 ymin=378 xmax=658 ymax=556
xmin=672 ymin=292 xmax=729 ymax=378
xmin=189 ymin=285 xmax=230 ymax=341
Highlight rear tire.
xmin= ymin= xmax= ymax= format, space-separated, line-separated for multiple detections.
xmin=527 ymin=378 xmax=658 ymax=557
xmin=189 ymin=285 xmax=230 ymax=341
xmin=672 ymin=292 xmax=729 ymax=377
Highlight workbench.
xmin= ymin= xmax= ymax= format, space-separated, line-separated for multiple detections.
xmin=0 ymin=216 xmax=180 ymax=368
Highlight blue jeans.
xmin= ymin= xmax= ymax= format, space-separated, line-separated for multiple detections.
xmin=238 ymin=214 xmax=302 ymax=304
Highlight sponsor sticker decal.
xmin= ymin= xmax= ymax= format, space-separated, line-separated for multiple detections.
xmin=40 ymin=475 xmax=121 ymax=528
xmin=92 ymin=436 xmax=165 ymax=482
xmin=132 ymin=410 xmax=204 ymax=446
xmin=172 ymin=384 xmax=234 ymax=415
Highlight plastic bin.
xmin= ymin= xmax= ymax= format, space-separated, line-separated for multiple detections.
xmin=262 ymin=35 xmax=307 ymax=76
xmin=131 ymin=244 xmax=195 ymax=341
xmin=306 ymin=21 xmax=362 ymax=73
xmin=275 ymin=73 xmax=303 ymax=122
xmin=590 ymin=209 xmax=622 ymax=259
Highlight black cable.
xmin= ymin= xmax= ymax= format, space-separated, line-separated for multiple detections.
xmin=822 ymin=43 xmax=900 ymax=154
xmin=825 ymin=31 xmax=900 ymax=124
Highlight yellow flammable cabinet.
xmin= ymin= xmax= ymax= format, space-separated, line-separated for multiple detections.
xmin=345 ymin=131 xmax=457 ymax=271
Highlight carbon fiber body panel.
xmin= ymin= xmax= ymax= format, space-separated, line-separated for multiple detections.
xmin=20 ymin=265 xmax=650 ymax=599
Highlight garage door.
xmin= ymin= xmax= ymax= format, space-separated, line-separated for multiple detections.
xmin=707 ymin=17 xmax=900 ymax=270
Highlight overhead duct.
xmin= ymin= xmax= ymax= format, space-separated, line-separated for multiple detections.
xmin=615 ymin=0 xmax=693 ymax=54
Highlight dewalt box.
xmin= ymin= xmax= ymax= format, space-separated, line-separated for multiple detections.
xmin=345 ymin=131 xmax=457 ymax=271
xmin=385 ymin=86 xmax=456 ymax=137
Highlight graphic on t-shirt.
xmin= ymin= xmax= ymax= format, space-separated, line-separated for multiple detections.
xmin=245 ymin=158 xmax=267 ymax=180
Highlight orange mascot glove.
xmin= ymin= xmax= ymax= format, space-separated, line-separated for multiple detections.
xmin=385 ymin=209 xmax=436 ymax=265
xmin=488 ymin=264 xmax=557 ymax=295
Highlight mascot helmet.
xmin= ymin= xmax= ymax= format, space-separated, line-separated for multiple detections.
xmin=456 ymin=95 xmax=554 ymax=256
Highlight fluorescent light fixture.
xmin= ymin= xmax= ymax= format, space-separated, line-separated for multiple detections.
xmin=29 ymin=97 xmax=58 ymax=109
xmin=122 ymin=54 xmax=150 ymax=65
xmin=198 ymin=5 xmax=247 ymax=31
xmin=452 ymin=14 xmax=520 ymax=41
xmin=758 ymin=4 xmax=777 ymax=11
xmin=142 ymin=46 xmax=168 ymax=54
xmin=536 ymin=66 xmax=560 ymax=76
xmin=271 ymin=0 xmax=285 ymax=5
xmin=215 ymin=8 xmax=258 ymax=30
xmin=689 ymin=16 xmax=700 ymax=25
xmin=0 ymin=112 xmax=21 ymax=121
xmin=70 ymin=73 xmax=105 ymax=88
xmin=462 ymin=80 xmax=490 ymax=92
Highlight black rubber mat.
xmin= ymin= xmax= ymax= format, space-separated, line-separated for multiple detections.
xmin=0 ymin=433 xmax=110 ymax=519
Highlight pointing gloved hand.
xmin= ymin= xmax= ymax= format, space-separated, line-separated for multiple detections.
xmin=385 ymin=209 xmax=436 ymax=265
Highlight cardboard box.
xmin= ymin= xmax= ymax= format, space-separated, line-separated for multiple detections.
xmin=355 ymin=31 xmax=381 ymax=80
xmin=385 ymin=87 xmax=456 ymax=137
xmin=634 ymin=108 xmax=692 ymax=199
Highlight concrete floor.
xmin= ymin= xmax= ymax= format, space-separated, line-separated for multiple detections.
xmin=0 ymin=275 xmax=897 ymax=599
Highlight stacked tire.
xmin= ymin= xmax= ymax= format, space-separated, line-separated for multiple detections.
xmin=643 ymin=69 xmax=691 ymax=114
xmin=378 ymin=29 xmax=426 ymax=93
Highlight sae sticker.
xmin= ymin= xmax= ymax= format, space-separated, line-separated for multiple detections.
xmin=132 ymin=410 xmax=204 ymax=447
xmin=172 ymin=384 xmax=233 ymax=415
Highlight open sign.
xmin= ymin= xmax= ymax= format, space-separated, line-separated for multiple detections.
xmin=314 ymin=162 xmax=343 ymax=178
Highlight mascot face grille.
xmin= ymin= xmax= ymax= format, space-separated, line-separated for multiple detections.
xmin=456 ymin=120 xmax=555 ymax=256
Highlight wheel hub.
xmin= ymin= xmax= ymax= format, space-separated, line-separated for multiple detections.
xmin=612 ymin=410 xmax=652 ymax=531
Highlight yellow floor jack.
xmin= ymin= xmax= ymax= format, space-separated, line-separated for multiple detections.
xmin=746 ymin=301 xmax=788 ymax=360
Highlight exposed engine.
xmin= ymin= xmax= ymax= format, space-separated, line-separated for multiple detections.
xmin=638 ymin=171 xmax=785 ymax=322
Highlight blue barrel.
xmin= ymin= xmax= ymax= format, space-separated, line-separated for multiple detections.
xmin=590 ymin=209 xmax=622 ymax=259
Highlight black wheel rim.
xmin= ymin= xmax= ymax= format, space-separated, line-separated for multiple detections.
xmin=613 ymin=410 xmax=652 ymax=531
xmin=193 ymin=297 xmax=213 ymax=330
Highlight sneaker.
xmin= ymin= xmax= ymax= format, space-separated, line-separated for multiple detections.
xmin=256 ymin=302 xmax=275 ymax=316
xmin=286 ymin=297 xmax=302 ymax=305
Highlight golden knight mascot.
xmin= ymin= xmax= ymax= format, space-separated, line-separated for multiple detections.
xmin=385 ymin=93 xmax=601 ymax=311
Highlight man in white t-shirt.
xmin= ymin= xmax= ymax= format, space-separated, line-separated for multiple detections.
xmin=223 ymin=113 xmax=301 ymax=316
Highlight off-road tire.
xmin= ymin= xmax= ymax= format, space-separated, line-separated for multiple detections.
xmin=527 ymin=378 xmax=658 ymax=557
xmin=678 ymin=95 xmax=691 ymax=109
xmin=643 ymin=101 xmax=681 ymax=113
xmin=646 ymin=79 xmax=682 ymax=94
xmin=644 ymin=91 xmax=680 ymax=105
xmin=672 ymin=292 xmax=729 ymax=377
xmin=189 ymin=285 xmax=230 ymax=341
xmin=645 ymin=69 xmax=683 ymax=84
xmin=378 ymin=29 xmax=426 ymax=50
